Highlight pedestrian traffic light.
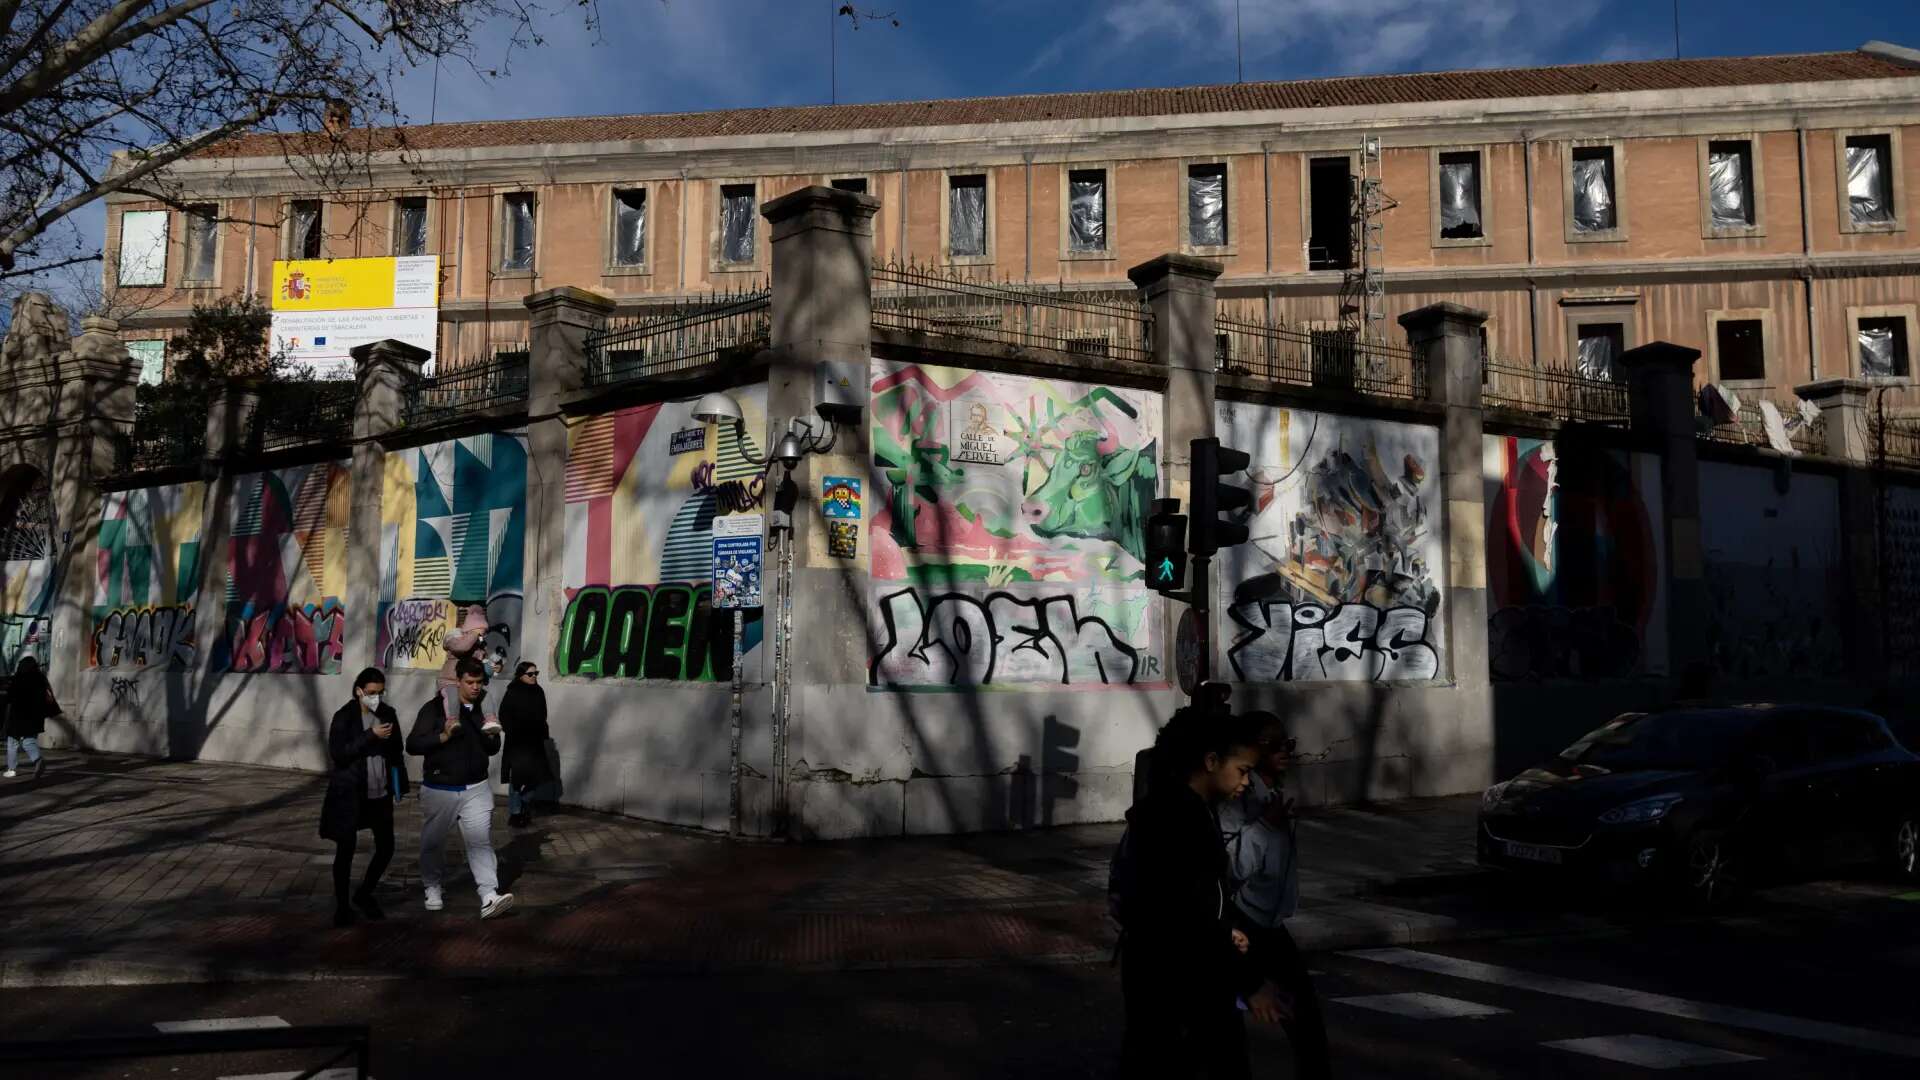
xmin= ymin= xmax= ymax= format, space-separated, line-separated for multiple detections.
xmin=1144 ymin=498 xmax=1187 ymax=594
xmin=1189 ymin=437 xmax=1252 ymax=555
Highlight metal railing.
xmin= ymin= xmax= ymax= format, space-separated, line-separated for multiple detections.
xmin=1698 ymin=388 xmax=1826 ymax=455
xmin=405 ymin=348 xmax=530 ymax=427
xmin=872 ymin=260 xmax=1153 ymax=363
xmin=1482 ymin=356 xmax=1631 ymax=425
xmin=1214 ymin=314 xmax=1422 ymax=400
xmin=585 ymin=288 xmax=772 ymax=385
xmin=255 ymin=379 xmax=359 ymax=452
xmin=125 ymin=388 xmax=209 ymax=471
xmin=1871 ymin=396 xmax=1920 ymax=468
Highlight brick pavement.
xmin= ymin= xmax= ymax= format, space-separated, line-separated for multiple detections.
xmin=0 ymin=752 xmax=1487 ymax=987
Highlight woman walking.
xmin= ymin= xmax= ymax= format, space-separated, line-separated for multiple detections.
xmin=499 ymin=661 xmax=552 ymax=828
xmin=321 ymin=667 xmax=409 ymax=927
xmin=1118 ymin=706 xmax=1289 ymax=1079
xmin=4 ymin=656 xmax=56 ymax=780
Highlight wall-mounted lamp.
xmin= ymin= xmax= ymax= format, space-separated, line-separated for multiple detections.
xmin=693 ymin=391 xmax=847 ymax=475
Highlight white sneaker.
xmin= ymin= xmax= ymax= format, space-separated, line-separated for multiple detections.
xmin=423 ymin=886 xmax=444 ymax=911
xmin=480 ymin=892 xmax=515 ymax=920
xmin=3 ymin=770 xmax=14 ymax=778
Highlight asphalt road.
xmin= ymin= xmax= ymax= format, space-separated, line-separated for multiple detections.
xmin=3 ymin=878 xmax=1916 ymax=1079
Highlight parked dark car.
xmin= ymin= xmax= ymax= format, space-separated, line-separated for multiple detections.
xmin=1478 ymin=705 xmax=1920 ymax=907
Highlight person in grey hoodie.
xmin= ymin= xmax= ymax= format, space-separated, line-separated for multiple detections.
xmin=1216 ymin=710 xmax=1330 ymax=1080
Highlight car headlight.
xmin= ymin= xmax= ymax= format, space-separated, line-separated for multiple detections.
xmin=1481 ymin=781 xmax=1511 ymax=809
xmin=1598 ymin=794 xmax=1684 ymax=825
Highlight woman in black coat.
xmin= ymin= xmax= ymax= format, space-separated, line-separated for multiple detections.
xmin=321 ymin=667 xmax=409 ymax=927
xmin=500 ymin=661 xmax=552 ymax=827
xmin=4 ymin=655 xmax=57 ymax=780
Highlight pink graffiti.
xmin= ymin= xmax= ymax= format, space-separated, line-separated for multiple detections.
xmin=227 ymin=604 xmax=346 ymax=674
xmin=690 ymin=460 xmax=766 ymax=512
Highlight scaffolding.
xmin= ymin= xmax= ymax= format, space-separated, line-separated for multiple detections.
xmin=1340 ymin=133 xmax=1395 ymax=341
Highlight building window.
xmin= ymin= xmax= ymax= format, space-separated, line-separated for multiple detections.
xmin=500 ymin=193 xmax=535 ymax=271
xmin=1860 ymin=317 xmax=1911 ymax=379
xmin=1845 ymin=133 xmax=1895 ymax=226
xmin=126 ymin=340 xmax=165 ymax=386
xmin=1067 ymin=168 xmax=1108 ymax=253
xmin=1570 ymin=146 xmax=1618 ymax=235
xmin=117 ymin=209 xmax=167 ymax=286
xmin=394 ymin=197 xmax=428 ymax=257
xmin=1187 ymin=163 xmax=1228 ymax=248
xmin=611 ymin=189 xmax=647 ymax=268
xmin=1575 ymin=322 xmax=1625 ymax=381
xmin=719 ymin=184 xmax=756 ymax=265
xmin=1714 ymin=318 xmax=1766 ymax=382
xmin=1706 ymin=141 xmax=1755 ymax=230
xmin=830 ymin=177 xmax=868 ymax=193
xmin=948 ymin=174 xmax=987 ymax=258
xmin=1307 ymin=157 xmax=1351 ymax=269
xmin=287 ymin=199 xmax=322 ymax=259
xmin=183 ymin=205 xmax=217 ymax=285
xmin=1437 ymin=152 xmax=1483 ymax=240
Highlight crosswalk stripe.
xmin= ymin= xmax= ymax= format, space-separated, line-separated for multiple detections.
xmin=1544 ymin=1035 xmax=1762 ymax=1068
xmin=1345 ymin=948 xmax=1920 ymax=1059
xmin=154 ymin=1016 xmax=290 ymax=1034
xmin=1333 ymin=992 xmax=1508 ymax=1020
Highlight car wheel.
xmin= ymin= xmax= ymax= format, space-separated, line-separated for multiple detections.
xmin=1681 ymin=831 xmax=1742 ymax=911
xmin=1891 ymin=816 xmax=1919 ymax=883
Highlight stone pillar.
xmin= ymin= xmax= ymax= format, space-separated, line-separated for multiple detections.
xmin=1400 ymin=303 xmax=1491 ymax=691
xmin=761 ymin=185 xmax=879 ymax=838
xmin=1622 ymin=342 xmax=1708 ymax=675
xmin=1129 ymin=254 xmax=1222 ymax=687
xmin=518 ymin=288 xmax=614 ymax=708
xmin=1796 ymin=377 xmax=1884 ymax=681
xmin=344 ymin=340 xmax=427 ymax=674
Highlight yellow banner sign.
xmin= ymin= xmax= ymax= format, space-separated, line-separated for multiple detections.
xmin=271 ymin=256 xmax=438 ymax=312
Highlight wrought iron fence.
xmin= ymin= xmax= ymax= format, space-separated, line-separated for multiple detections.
xmin=1698 ymin=388 xmax=1826 ymax=455
xmin=872 ymin=261 xmax=1152 ymax=363
xmin=125 ymin=388 xmax=209 ymax=471
xmin=1214 ymin=315 xmax=1421 ymax=400
xmin=1871 ymin=393 xmax=1920 ymax=468
xmin=254 ymin=379 xmax=359 ymax=452
xmin=1481 ymin=356 xmax=1630 ymax=425
xmin=585 ymin=289 xmax=772 ymax=385
xmin=405 ymin=349 xmax=530 ymax=427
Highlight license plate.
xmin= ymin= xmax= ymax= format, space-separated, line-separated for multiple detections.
xmin=1504 ymin=841 xmax=1564 ymax=865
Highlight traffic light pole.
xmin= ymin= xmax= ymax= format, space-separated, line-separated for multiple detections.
xmin=1188 ymin=553 xmax=1211 ymax=689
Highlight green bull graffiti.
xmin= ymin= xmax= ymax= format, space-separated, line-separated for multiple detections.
xmin=1019 ymin=429 xmax=1156 ymax=562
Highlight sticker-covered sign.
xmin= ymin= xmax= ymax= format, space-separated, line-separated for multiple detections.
xmin=712 ymin=515 xmax=764 ymax=610
xmin=821 ymin=475 xmax=862 ymax=519
xmin=670 ymin=428 xmax=706 ymax=455
xmin=826 ymin=520 xmax=859 ymax=559
xmin=952 ymin=397 xmax=1010 ymax=465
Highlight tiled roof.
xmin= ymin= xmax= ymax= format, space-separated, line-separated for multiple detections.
xmin=206 ymin=50 xmax=1919 ymax=159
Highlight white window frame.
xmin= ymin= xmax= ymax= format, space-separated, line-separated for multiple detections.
xmin=495 ymin=191 xmax=538 ymax=276
xmin=116 ymin=208 xmax=169 ymax=287
xmin=1561 ymin=297 xmax=1639 ymax=376
xmin=1179 ymin=158 xmax=1235 ymax=257
xmin=1430 ymin=146 xmax=1492 ymax=249
xmin=1059 ymin=163 xmax=1116 ymax=261
xmin=604 ymin=184 xmax=653 ymax=276
xmin=1705 ymin=308 xmax=1773 ymax=387
xmin=1698 ymin=135 xmax=1767 ymax=240
xmin=1563 ymin=139 xmax=1629 ymax=244
xmin=941 ymin=169 xmax=994 ymax=266
xmin=1835 ymin=127 xmax=1906 ymax=235
xmin=1300 ymin=150 xmax=1358 ymax=271
xmin=1848 ymin=303 xmax=1919 ymax=382
xmin=180 ymin=204 xmax=221 ymax=288
xmin=710 ymin=178 xmax=763 ymax=272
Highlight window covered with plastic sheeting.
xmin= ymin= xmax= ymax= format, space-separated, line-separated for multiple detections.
xmin=1187 ymin=163 xmax=1227 ymax=247
xmin=613 ymin=190 xmax=646 ymax=266
xmin=720 ymin=184 xmax=756 ymax=264
xmin=502 ymin=193 xmax=536 ymax=270
xmin=289 ymin=200 xmax=321 ymax=259
xmin=949 ymin=175 xmax=987 ymax=257
xmin=1571 ymin=148 xmax=1616 ymax=233
xmin=117 ymin=210 xmax=167 ymax=285
xmin=1438 ymin=152 xmax=1482 ymax=239
xmin=1707 ymin=141 xmax=1754 ymax=229
xmin=1859 ymin=317 xmax=1909 ymax=378
xmin=1846 ymin=135 xmax=1894 ymax=225
xmin=1068 ymin=169 xmax=1107 ymax=252
xmin=396 ymin=198 xmax=428 ymax=256
xmin=184 ymin=206 xmax=217 ymax=282
xmin=1576 ymin=323 xmax=1625 ymax=381
xmin=127 ymin=340 xmax=165 ymax=386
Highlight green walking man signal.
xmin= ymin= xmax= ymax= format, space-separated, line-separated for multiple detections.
xmin=1144 ymin=498 xmax=1187 ymax=595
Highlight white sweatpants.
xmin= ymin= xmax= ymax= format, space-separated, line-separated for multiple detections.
xmin=418 ymin=781 xmax=499 ymax=901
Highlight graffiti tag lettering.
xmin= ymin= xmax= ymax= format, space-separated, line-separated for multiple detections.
xmin=870 ymin=588 xmax=1144 ymax=686
xmin=225 ymin=604 xmax=345 ymax=675
xmin=691 ymin=460 xmax=766 ymax=512
xmin=1226 ymin=599 xmax=1439 ymax=683
xmin=109 ymin=677 xmax=138 ymax=707
xmin=555 ymin=584 xmax=755 ymax=681
xmin=92 ymin=605 xmax=196 ymax=670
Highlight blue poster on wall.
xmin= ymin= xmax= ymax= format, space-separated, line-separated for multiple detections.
xmin=712 ymin=514 xmax=763 ymax=610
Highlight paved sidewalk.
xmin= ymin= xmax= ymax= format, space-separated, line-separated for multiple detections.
xmin=0 ymin=753 xmax=1491 ymax=987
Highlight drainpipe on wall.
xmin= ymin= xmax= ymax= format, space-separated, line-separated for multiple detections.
xmin=1522 ymin=130 xmax=1540 ymax=366
xmin=897 ymin=155 xmax=909 ymax=263
xmin=1262 ymin=138 xmax=1275 ymax=336
xmin=245 ymin=194 xmax=257 ymax=294
xmin=1797 ymin=121 xmax=1819 ymax=380
xmin=1023 ymin=151 xmax=1033 ymax=282
xmin=678 ymin=167 xmax=689 ymax=295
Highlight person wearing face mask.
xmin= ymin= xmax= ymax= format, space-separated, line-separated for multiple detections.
xmin=320 ymin=668 xmax=409 ymax=927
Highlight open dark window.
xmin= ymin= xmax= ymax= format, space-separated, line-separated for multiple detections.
xmin=1846 ymin=134 xmax=1895 ymax=225
xmin=1437 ymin=152 xmax=1482 ymax=239
xmin=612 ymin=190 xmax=646 ymax=267
xmin=289 ymin=199 xmax=322 ymax=259
xmin=1308 ymin=157 xmax=1352 ymax=269
xmin=1068 ymin=169 xmax=1107 ymax=252
xmin=1576 ymin=323 xmax=1625 ymax=381
xmin=1707 ymin=141 xmax=1755 ymax=229
xmin=1859 ymin=317 xmax=1910 ymax=378
xmin=830 ymin=177 xmax=868 ymax=193
xmin=501 ymin=193 xmax=535 ymax=270
xmin=184 ymin=205 xmax=217 ymax=283
xmin=395 ymin=198 xmax=428 ymax=256
xmin=1187 ymin=163 xmax=1227 ymax=247
xmin=720 ymin=184 xmax=756 ymax=264
xmin=1571 ymin=147 xmax=1617 ymax=234
xmin=949 ymin=174 xmax=987 ymax=257
xmin=1715 ymin=319 xmax=1765 ymax=381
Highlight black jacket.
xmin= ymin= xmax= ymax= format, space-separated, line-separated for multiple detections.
xmin=499 ymin=681 xmax=552 ymax=789
xmin=4 ymin=669 xmax=57 ymax=738
xmin=318 ymin=700 xmax=408 ymax=841
xmin=406 ymin=691 xmax=500 ymax=787
xmin=1121 ymin=784 xmax=1263 ymax=1011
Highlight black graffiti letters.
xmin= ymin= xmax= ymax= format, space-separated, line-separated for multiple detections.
xmin=870 ymin=588 xmax=1143 ymax=686
xmin=1226 ymin=598 xmax=1439 ymax=682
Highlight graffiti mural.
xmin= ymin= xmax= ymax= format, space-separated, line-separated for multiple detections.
xmin=213 ymin=463 xmax=350 ymax=674
xmin=869 ymin=361 xmax=1162 ymax=688
xmin=0 ymin=481 xmax=55 ymax=672
xmin=1483 ymin=436 xmax=1669 ymax=680
xmin=558 ymin=393 xmax=765 ymax=680
xmin=1215 ymin=402 xmax=1444 ymax=683
xmin=378 ymin=432 xmax=527 ymax=679
xmin=1699 ymin=462 xmax=1843 ymax=678
xmin=92 ymin=482 xmax=206 ymax=671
